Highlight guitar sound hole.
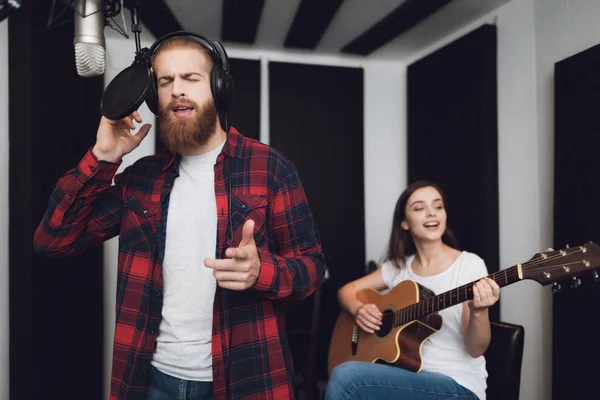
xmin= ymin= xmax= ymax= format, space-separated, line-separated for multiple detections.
xmin=377 ymin=309 xmax=394 ymax=337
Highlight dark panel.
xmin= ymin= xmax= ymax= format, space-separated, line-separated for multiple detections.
xmin=341 ymin=0 xmax=454 ymax=56
xmin=284 ymin=0 xmax=344 ymax=49
xmin=553 ymin=42 xmax=600 ymax=400
xmin=154 ymin=57 xmax=261 ymax=153
xmin=10 ymin=0 xmax=104 ymax=399
xmin=221 ymin=0 xmax=265 ymax=44
xmin=407 ymin=24 xmax=499 ymax=321
xmin=0 ymin=0 xmax=22 ymax=22
xmin=269 ymin=61 xmax=364 ymax=398
xmin=128 ymin=0 xmax=182 ymax=39
xmin=228 ymin=58 xmax=261 ymax=141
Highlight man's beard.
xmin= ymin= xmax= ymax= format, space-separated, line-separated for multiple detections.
xmin=158 ymin=98 xmax=218 ymax=155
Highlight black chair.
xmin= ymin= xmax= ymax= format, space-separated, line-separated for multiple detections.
xmin=485 ymin=321 xmax=525 ymax=400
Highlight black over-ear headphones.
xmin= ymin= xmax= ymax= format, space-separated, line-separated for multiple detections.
xmin=100 ymin=31 xmax=234 ymax=131
xmin=144 ymin=31 xmax=234 ymax=123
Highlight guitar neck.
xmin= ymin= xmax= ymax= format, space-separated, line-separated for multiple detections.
xmin=394 ymin=265 xmax=522 ymax=326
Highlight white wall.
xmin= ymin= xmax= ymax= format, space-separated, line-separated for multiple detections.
xmin=363 ymin=62 xmax=407 ymax=263
xmin=0 ymin=18 xmax=10 ymax=400
xmin=102 ymin=32 xmax=158 ymax=399
xmin=494 ymin=2 xmax=553 ymax=399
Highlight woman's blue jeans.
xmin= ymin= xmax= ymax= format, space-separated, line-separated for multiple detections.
xmin=325 ymin=361 xmax=479 ymax=400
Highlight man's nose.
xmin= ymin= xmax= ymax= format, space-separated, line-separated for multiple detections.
xmin=171 ymin=78 xmax=186 ymax=98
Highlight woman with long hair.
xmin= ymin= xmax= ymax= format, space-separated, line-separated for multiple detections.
xmin=325 ymin=180 xmax=500 ymax=400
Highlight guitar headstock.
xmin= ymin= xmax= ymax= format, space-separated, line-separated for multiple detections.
xmin=522 ymin=242 xmax=600 ymax=288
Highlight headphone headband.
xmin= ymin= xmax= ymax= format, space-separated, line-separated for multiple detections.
xmin=148 ymin=31 xmax=229 ymax=72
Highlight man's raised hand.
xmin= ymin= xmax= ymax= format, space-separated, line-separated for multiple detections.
xmin=92 ymin=111 xmax=151 ymax=163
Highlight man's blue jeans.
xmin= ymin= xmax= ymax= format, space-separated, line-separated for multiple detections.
xmin=146 ymin=365 xmax=214 ymax=400
xmin=325 ymin=361 xmax=479 ymax=400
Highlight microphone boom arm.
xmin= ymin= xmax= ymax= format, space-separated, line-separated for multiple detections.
xmin=130 ymin=4 xmax=142 ymax=54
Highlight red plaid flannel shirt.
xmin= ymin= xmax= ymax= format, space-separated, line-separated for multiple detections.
xmin=33 ymin=127 xmax=327 ymax=399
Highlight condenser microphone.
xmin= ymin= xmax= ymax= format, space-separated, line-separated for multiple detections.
xmin=74 ymin=0 xmax=106 ymax=77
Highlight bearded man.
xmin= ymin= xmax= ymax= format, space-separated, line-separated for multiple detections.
xmin=33 ymin=32 xmax=326 ymax=400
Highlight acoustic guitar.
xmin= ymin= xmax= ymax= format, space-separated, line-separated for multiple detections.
xmin=327 ymin=242 xmax=600 ymax=375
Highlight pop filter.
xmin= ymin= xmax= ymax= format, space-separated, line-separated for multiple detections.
xmin=99 ymin=3 xmax=151 ymax=121
xmin=100 ymin=60 xmax=151 ymax=121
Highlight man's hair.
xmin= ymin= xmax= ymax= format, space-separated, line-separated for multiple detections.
xmin=150 ymin=36 xmax=215 ymax=72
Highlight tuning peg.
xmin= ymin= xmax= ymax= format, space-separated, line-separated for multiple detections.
xmin=545 ymin=247 xmax=554 ymax=252
xmin=570 ymin=277 xmax=582 ymax=289
xmin=593 ymin=271 xmax=599 ymax=283
xmin=552 ymin=282 xmax=562 ymax=294
xmin=565 ymin=244 xmax=570 ymax=248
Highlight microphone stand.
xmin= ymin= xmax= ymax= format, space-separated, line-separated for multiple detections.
xmin=129 ymin=1 xmax=148 ymax=63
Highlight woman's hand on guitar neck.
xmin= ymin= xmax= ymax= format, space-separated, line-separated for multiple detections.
xmin=355 ymin=304 xmax=383 ymax=334
xmin=468 ymin=277 xmax=500 ymax=316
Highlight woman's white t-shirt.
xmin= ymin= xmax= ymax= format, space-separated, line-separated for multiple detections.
xmin=380 ymin=251 xmax=489 ymax=400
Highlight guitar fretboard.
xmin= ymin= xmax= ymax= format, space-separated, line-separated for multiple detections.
xmin=393 ymin=265 xmax=521 ymax=327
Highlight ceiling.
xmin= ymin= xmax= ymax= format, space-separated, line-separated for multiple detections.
xmin=107 ymin=0 xmax=511 ymax=61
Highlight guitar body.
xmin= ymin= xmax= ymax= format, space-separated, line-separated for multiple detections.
xmin=327 ymin=280 xmax=442 ymax=376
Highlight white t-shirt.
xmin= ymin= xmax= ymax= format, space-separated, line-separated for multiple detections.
xmin=151 ymin=142 xmax=224 ymax=381
xmin=380 ymin=251 xmax=489 ymax=400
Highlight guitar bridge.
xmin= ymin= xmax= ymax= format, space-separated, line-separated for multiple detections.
xmin=351 ymin=324 xmax=358 ymax=355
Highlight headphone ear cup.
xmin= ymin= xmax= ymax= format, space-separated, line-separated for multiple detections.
xmin=210 ymin=67 xmax=234 ymax=112
xmin=221 ymin=72 xmax=234 ymax=111
xmin=145 ymin=72 xmax=159 ymax=115
xmin=210 ymin=67 xmax=222 ymax=109
xmin=211 ymin=67 xmax=234 ymax=112
xmin=210 ymin=40 xmax=234 ymax=112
